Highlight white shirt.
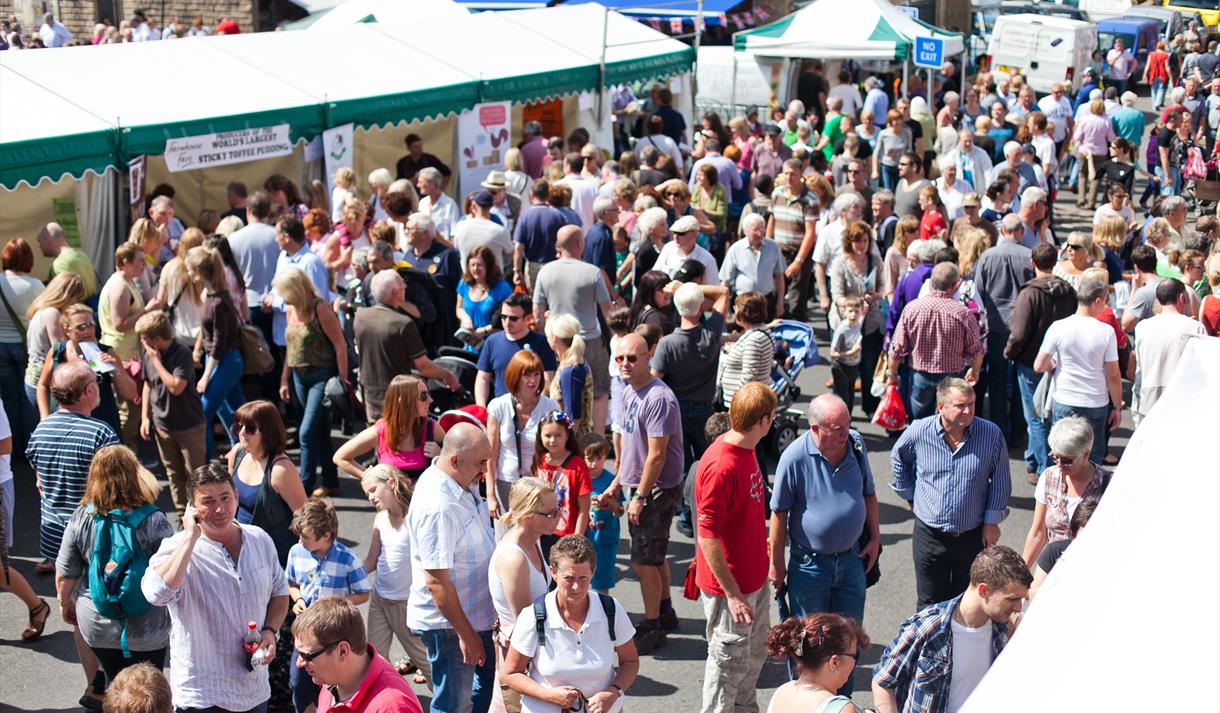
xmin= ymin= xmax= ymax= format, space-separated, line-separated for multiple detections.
xmin=509 ymin=590 xmax=636 ymax=713
xmin=373 ymin=512 xmax=413 ymax=600
xmin=812 ymin=219 xmax=846 ymax=268
xmin=1093 ymin=203 xmax=1134 ymax=226
xmin=653 ymin=241 xmax=718 ymax=281
xmin=38 ymin=21 xmax=72 ymax=47
xmin=330 ymin=186 xmax=354 ymax=224
xmin=420 ymin=193 xmax=459 ymax=239
xmin=829 ymin=84 xmax=864 ymax=116
xmin=1038 ymin=314 xmax=1118 ymax=409
xmin=946 ymin=617 xmax=992 ymax=713
xmin=1037 ymin=95 xmax=1073 ymax=142
xmin=558 ymin=175 xmax=599 ymax=229
xmin=633 ymin=133 xmax=684 ymax=170
xmin=453 ymin=217 xmax=513 ymax=270
xmin=141 ymin=525 xmax=288 ymax=711
xmin=1133 ymin=312 xmax=1206 ymax=416
xmin=488 ymin=540 xmax=551 ymax=638
xmin=937 ymin=177 xmax=974 ymax=220
xmin=488 ymin=393 xmax=560 ymax=483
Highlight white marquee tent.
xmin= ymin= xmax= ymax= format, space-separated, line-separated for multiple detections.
xmin=962 ymin=336 xmax=1220 ymax=712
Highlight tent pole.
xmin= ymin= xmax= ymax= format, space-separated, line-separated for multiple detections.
xmin=731 ymin=51 xmax=738 ymax=114
xmin=598 ymin=6 xmax=608 ymax=125
xmin=903 ymin=60 xmax=909 ymax=100
xmin=927 ymin=68 xmax=935 ymax=119
xmin=692 ymin=0 xmax=704 ymax=121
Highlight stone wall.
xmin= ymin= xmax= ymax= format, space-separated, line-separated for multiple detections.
xmin=2 ymin=1 xmax=257 ymax=40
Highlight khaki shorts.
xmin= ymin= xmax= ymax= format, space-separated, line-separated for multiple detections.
xmin=627 ymin=485 xmax=681 ymax=566
xmin=585 ymin=333 xmax=611 ymax=397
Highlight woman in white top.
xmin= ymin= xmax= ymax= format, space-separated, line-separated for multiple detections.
xmin=503 ymin=148 xmax=532 ymax=206
xmin=360 ymin=464 xmax=430 ymax=686
xmin=2 ymin=238 xmax=47 ymax=443
xmin=764 ymin=613 xmax=869 ymax=713
xmin=505 ymin=535 xmax=638 ymax=713
xmin=23 ymin=273 xmax=84 ymax=413
xmin=486 ymin=350 xmax=560 ymax=525
xmin=935 ymin=158 xmax=974 ymax=221
xmin=155 ymin=228 xmax=205 ymax=348
xmin=330 ymin=167 xmax=357 ymax=225
xmin=490 ymin=477 xmax=558 ymax=713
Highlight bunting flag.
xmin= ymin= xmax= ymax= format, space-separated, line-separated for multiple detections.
xmin=732 ymin=14 xmax=744 ymax=29
xmin=649 ymin=18 xmax=662 ymax=31
xmin=743 ymin=10 xmax=754 ymax=24
xmin=718 ymin=13 xmax=727 ymax=26
xmin=670 ymin=17 xmax=683 ymax=33
xmin=755 ymin=8 xmax=769 ymax=21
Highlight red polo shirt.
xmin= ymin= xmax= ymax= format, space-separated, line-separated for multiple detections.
xmin=317 ymin=646 xmax=422 ymax=713
xmin=694 ymin=435 xmax=768 ymax=597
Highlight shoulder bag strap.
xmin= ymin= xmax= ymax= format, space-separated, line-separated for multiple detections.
xmin=511 ymin=398 xmax=524 ymax=478
xmin=598 ymin=592 xmax=616 ymax=641
xmin=0 ymin=279 xmax=27 ymax=349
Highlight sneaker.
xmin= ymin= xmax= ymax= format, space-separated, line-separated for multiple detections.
xmin=633 ymin=623 xmax=668 ymax=654
xmin=1027 ymin=472 xmax=1039 ymax=486
xmin=659 ymin=608 xmax=679 ymax=631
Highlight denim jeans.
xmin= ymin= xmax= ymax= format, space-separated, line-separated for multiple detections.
xmin=1051 ymin=401 xmax=1109 ymax=464
xmin=911 ymin=370 xmax=961 ymax=420
xmin=1015 ymin=364 xmax=1049 ymax=474
xmin=202 ymin=349 xmax=245 ymax=460
xmin=177 ymin=704 xmax=267 ymax=713
xmin=1151 ymin=78 xmax=1166 ymax=108
xmin=1155 ymin=165 xmax=1181 ymax=197
xmin=786 ymin=543 xmax=866 ymax=695
xmin=879 ymin=163 xmax=900 ymax=191
xmin=291 ymin=366 xmax=339 ymax=491
xmin=678 ymin=400 xmax=714 ymax=473
xmin=982 ymin=331 xmax=1012 ymax=439
xmin=0 ymin=340 xmax=35 ymax=453
xmin=415 ymin=628 xmax=495 ymax=713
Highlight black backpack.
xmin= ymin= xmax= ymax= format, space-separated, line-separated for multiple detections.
xmin=533 ymin=592 xmax=616 ymax=647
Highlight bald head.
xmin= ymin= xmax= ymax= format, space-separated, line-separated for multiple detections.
xmin=439 ymin=422 xmax=490 ymax=486
xmin=50 ymin=360 xmax=97 ymax=410
xmin=808 ymin=394 xmax=849 ymax=427
xmin=614 ymin=332 xmax=651 ymax=386
xmin=555 ymin=225 xmax=584 ymax=257
xmin=929 ymin=262 xmax=961 ymax=292
xmin=36 ymin=222 xmax=67 ymax=257
xmin=442 ymin=422 xmax=487 ymax=458
xmin=808 ymin=394 xmax=850 ymax=454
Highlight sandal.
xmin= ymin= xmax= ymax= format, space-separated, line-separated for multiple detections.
xmin=395 ymin=656 xmax=418 ymax=676
xmin=412 ymin=672 xmax=427 ymax=685
xmin=21 ymin=598 xmax=50 ymax=641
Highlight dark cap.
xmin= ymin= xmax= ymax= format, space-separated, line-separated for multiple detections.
xmin=764 ymin=123 xmax=783 ymax=136
xmin=472 ymin=190 xmax=494 ymax=208
xmin=1019 ymin=143 xmax=1036 ymax=156
xmin=675 ymin=258 xmax=706 ymax=283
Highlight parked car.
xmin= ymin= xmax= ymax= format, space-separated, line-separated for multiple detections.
xmin=1097 ymin=16 xmax=1160 ymax=78
xmin=1122 ymin=5 xmax=1184 ymax=39
xmin=1161 ymin=0 xmax=1218 ymax=30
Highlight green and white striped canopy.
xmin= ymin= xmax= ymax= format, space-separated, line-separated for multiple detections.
xmin=734 ymin=0 xmax=963 ymax=61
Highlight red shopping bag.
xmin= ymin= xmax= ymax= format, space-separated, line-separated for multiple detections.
xmin=871 ymin=383 xmax=908 ymax=431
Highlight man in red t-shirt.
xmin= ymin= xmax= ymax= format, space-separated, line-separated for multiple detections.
xmin=293 ymin=597 xmax=423 ymax=713
xmin=693 ymin=382 xmax=775 ymax=713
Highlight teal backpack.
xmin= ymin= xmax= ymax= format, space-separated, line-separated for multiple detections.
xmin=88 ymin=503 xmax=158 ymax=658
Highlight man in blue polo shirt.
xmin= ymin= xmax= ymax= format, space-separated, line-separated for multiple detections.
xmin=768 ymin=394 xmax=879 ymax=695
xmin=474 ymin=292 xmax=557 ymax=406
xmin=513 ymin=179 xmax=571 ymax=293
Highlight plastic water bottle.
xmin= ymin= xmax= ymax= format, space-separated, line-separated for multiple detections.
xmin=243 ymin=621 xmax=261 ymax=671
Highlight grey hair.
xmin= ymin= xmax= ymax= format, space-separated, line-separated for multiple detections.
xmin=633 ymin=195 xmax=658 ymax=211
xmin=417 ymin=167 xmax=442 ymax=188
xmin=593 ymin=195 xmax=617 ymax=219
xmin=351 ymin=246 xmax=371 ymax=272
xmin=1001 ymin=213 xmax=1022 ymax=235
xmin=150 ymin=195 xmax=173 ymax=210
xmin=370 ymin=240 xmax=394 ymax=262
xmin=831 ymin=191 xmax=864 ymax=217
xmin=1020 ymin=187 xmax=1047 ymax=209
xmin=406 ymin=212 xmax=435 ymax=235
xmin=523 ymin=120 xmax=543 ymax=136
xmin=807 ymin=393 xmax=848 ymax=426
xmin=368 ymin=167 xmax=393 ymax=189
xmin=910 ymin=238 xmax=945 ymax=263
xmin=935 ymin=377 xmax=974 ymax=405
xmin=741 ymin=213 xmax=766 ymax=232
xmin=1047 ymin=415 xmax=1095 ymax=460
xmin=1076 ymin=279 xmax=1108 ymax=306
xmin=1144 ymin=217 xmax=1173 ymax=245
xmin=943 ymin=91 xmax=960 ymax=105
xmin=673 ymin=282 xmax=704 ymax=318
xmin=636 ymin=206 xmax=670 ymax=238
xmin=370 ymin=269 xmax=403 ymax=303
xmin=1161 ymin=195 xmax=1187 ymax=214
xmin=929 ymin=262 xmax=960 ymax=291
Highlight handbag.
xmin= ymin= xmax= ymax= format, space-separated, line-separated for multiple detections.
xmin=847 ymin=434 xmax=882 ymax=588
xmin=239 ymin=323 xmax=274 ymax=375
xmin=1033 ymin=370 xmax=1054 ymax=422
xmin=870 ymin=352 xmax=889 ymax=399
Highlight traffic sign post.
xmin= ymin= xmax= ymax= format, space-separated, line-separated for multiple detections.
xmin=913 ymin=36 xmax=944 ymax=69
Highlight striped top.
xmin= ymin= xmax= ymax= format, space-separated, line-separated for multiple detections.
xmin=26 ymin=411 xmax=119 ymax=559
xmin=142 ymin=524 xmax=289 ymax=711
xmin=717 ymin=327 xmax=774 ymax=408
xmin=890 ymin=415 xmax=1011 ymax=533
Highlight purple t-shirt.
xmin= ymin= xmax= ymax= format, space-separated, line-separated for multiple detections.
xmin=616 ymin=379 xmax=685 ymax=490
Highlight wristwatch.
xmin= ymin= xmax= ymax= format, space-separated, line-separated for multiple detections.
xmin=609 ymin=684 xmax=624 ymax=697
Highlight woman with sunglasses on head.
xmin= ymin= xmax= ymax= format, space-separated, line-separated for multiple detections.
xmin=227 ymin=400 xmax=306 ymax=567
xmin=765 ymin=613 xmax=869 ymax=713
xmin=37 ymin=303 xmax=137 ymax=436
xmin=333 ymin=374 xmax=446 ymax=484
xmin=488 ymin=477 xmax=558 ymax=713
xmin=486 ymin=350 xmax=561 ymax=528
xmin=1021 ymin=415 xmax=1111 ymax=568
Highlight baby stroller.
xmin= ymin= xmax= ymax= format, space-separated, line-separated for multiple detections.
xmin=427 ymin=347 xmax=480 ymax=416
xmin=765 ymin=320 xmax=820 ymax=460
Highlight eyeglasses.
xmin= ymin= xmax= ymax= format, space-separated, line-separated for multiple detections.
xmin=665 ymin=192 xmax=684 ymax=198
xmin=534 ymin=508 xmax=560 ymax=518
xmin=297 ymin=641 xmax=341 ymax=663
xmin=70 ymin=321 xmax=95 ymax=331
xmin=418 ymin=391 xmax=432 ymax=402
xmin=239 ymin=423 xmax=260 ymax=435
xmin=500 ymin=313 xmax=524 ymax=323
xmin=1051 ymin=453 xmax=1076 ymax=468
xmin=1067 ymin=243 xmax=1085 ymax=251
xmin=614 ymin=354 xmax=640 ymax=364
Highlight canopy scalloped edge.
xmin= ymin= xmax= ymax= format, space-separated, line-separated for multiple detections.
xmin=1 ymin=164 xmax=119 ymax=192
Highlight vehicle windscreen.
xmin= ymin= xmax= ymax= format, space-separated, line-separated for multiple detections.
xmin=1098 ymin=31 xmax=1136 ymax=52
xmin=1165 ymin=0 xmax=1213 ymax=10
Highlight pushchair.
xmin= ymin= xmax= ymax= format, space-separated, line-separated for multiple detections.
xmin=764 ymin=320 xmax=820 ymax=459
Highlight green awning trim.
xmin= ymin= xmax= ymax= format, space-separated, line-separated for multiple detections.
xmin=606 ymin=48 xmax=695 ymax=86
xmin=868 ymin=17 xmax=909 ymax=59
xmin=482 ymin=66 xmax=602 ymax=104
xmin=733 ymin=14 xmax=796 ymax=52
xmin=331 ymin=82 xmax=480 ymax=130
xmin=0 ymin=130 xmax=118 ymax=188
xmin=121 ymin=105 xmax=326 ymax=158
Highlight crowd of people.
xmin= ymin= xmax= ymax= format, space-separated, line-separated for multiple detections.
xmin=1 ymin=9 xmax=243 ymax=49
xmin=1 ymin=52 xmax=1219 ymax=713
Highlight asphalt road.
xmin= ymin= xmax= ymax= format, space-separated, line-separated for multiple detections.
xmin=0 ymin=150 xmax=1151 ymax=713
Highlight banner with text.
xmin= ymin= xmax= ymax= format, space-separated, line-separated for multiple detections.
xmin=164 ymin=125 xmax=293 ymax=173
xmin=323 ymin=123 xmax=355 ymax=195
xmin=457 ymin=101 xmax=512 ymax=196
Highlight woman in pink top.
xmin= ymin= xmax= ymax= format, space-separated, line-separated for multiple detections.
xmin=333 ymin=375 xmax=446 ymax=482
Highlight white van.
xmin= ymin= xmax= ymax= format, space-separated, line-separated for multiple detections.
xmin=1079 ymin=0 xmax=1133 ymax=21
xmin=987 ymin=14 xmax=1099 ymax=94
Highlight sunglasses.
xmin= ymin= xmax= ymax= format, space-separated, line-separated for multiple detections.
xmin=418 ymin=391 xmax=432 ymax=402
xmin=665 ymin=192 xmax=684 ymax=198
xmin=534 ymin=508 xmax=560 ymax=518
xmin=1067 ymin=243 xmax=1085 ymax=251
xmin=71 ymin=321 xmax=95 ymax=331
xmin=297 ymin=641 xmax=340 ymax=663
xmin=239 ymin=423 xmax=260 ymax=435
xmin=500 ymin=313 xmax=524 ymax=323
xmin=1051 ymin=453 xmax=1076 ymax=468
xmin=614 ymin=354 xmax=641 ymax=364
